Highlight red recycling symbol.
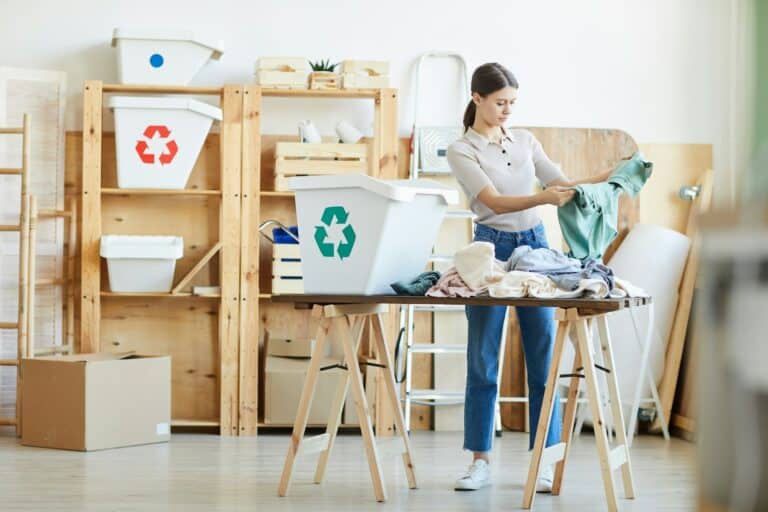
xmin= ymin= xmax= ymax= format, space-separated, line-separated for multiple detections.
xmin=135 ymin=125 xmax=178 ymax=165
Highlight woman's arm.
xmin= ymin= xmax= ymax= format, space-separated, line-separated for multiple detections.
xmin=477 ymin=185 xmax=575 ymax=214
xmin=548 ymin=168 xmax=613 ymax=187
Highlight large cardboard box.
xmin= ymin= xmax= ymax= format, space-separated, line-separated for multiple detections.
xmin=264 ymin=355 xmax=343 ymax=425
xmin=21 ymin=352 xmax=171 ymax=451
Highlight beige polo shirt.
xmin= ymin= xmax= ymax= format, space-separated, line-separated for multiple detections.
xmin=446 ymin=127 xmax=566 ymax=233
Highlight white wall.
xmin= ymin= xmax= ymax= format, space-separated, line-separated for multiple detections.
xmin=0 ymin=0 xmax=739 ymax=199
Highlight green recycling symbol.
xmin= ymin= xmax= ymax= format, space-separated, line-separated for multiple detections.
xmin=314 ymin=206 xmax=356 ymax=260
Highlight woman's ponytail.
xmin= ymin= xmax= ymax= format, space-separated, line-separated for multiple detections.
xmin=462 ymin=100 xmax=477 ymax=132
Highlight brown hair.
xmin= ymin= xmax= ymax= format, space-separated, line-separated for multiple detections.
xmin=463 ymin=63 xmax=519 ymax=131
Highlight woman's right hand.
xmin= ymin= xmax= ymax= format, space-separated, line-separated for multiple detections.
xmin=539 ymin=186 xmax=576 ymax=207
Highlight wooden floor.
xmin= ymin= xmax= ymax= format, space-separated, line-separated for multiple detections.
xmin=0 ymin=427 xmax=696 ymax=511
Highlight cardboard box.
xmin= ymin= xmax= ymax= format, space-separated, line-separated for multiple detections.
xmin=264 ymin=355 xmax=343 ymax=425
xmin=266 ymin=335 xmax=315 ymax=359
xmin=21 ymin=352 xmax=171 ymax=451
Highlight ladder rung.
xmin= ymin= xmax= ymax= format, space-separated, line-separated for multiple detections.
xmin=36 ymin=278 xmax=70 ymax=286
xmin=0 ymin=359 xmax=20 ymax=366
xmin=412 ymin=304 xmax=465 ymax=313
xmin=38 ymin=209 xmax=73 ymax=219
xmin=0 ymin=224 xmax=21 ymax=232
xmin=0 ymin=167 xmax=22 ymax=175
xmin=444 ymin=210 xmax=474 ymax=219
xmin=410 ymin=343 xmax=466 ymax=354
xmin=0 ymin=322 xmax=19 ymax=330
xmin=409 ymin=390 xmax=464 ymax=401
xmin=0 ymin=127 xmax=24 ymax=135
xmin=34 ymin=344 xmax=72 ymax=356
xmin=428 ymin=254 xmax=453 ymax=263
xmin=0 ymin=417 xmax=18 ymax=426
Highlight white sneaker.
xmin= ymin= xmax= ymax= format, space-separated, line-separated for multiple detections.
xmin=454 ymin=459 xmax=491 ymax=491
xmin=536 ymin=465 xmax=554 ymax=493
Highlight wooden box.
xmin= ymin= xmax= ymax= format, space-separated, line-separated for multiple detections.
xmin=309 ymin=71 xmax=340 ymax=90
xmin=271 ymin=244 xmax=303 ymax=294
xmin=255 ymin=57 xmax=309 ymax=89
xmin=274 ymin=142 xmax=369 ymax=191
xmin=340 ymin=60 xmax=390 ymax=89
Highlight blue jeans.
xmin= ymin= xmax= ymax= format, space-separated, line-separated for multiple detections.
xmin=463 ymin=223 xmax=562 ymax=452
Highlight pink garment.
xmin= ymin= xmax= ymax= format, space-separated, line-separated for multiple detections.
xmin=426 ymin=268 xmax=478 ymax=298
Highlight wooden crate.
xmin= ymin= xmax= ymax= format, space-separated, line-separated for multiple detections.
xmin=255 ymin=57 xmax=309 ymax=89
xmin=340 ymin=60 xmax=389 ymax=89
xmin=271 ymin=244 xmax=303 ymax=294
xmin=274 ymin=142 xmax=369 ymax=191
xmin=309 ymin=71 xmax=340 ymax=90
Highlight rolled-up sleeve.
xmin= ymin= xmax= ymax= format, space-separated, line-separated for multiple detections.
xmin=531 ymin=135 xmax=566 ymax=186
xmin=446 ymin=143 xmax=493 ymax=199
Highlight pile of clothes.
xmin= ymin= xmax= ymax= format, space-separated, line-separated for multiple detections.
xmin=417 ymin=242 xmax=647 ymax=299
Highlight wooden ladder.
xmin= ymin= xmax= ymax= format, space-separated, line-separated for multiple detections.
xmin=0 ymin=114 xmax=32 ymax=436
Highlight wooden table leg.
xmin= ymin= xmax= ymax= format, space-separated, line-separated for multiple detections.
xmin=522 ymin=314 xmax=570 ymax=509
xmin=596 ymin=315 xmax=636 ymax=499
xmin=552 ymin=330 xmax=582 ymax=496
xmin=372 ymin=313 xmax=417 ymax=489
xmin=338 ymin=314 xmax=387 ymax=502
xmin=574 ymin=317 xmax=619 ymax=512
xmin=314 ymin=315 xmax=366 ymax=484
xmin=278 ymin=309 xmax=331 ymax=497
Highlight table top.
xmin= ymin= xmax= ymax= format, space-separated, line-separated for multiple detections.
xmin=270 ymin=294 xmax=651 ymax=313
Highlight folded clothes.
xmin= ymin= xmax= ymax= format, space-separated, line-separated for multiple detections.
xmin=426 ymin=268 xmax=477 ymax=298
xmin=549 ymin=258 xmax=615 ymax=292
xmin=505 ymin=245 xmax=581 ymax=275
xmin=454 ymin=241 xmax=506 ymax=291
xmin=391 ymin=271 xmax=442 ymax=296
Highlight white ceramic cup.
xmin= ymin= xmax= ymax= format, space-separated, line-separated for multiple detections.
xmin=298 ymin=120 xmax=322 ymax=143
xmin=335 ymin=120 xmax=363 ymax=144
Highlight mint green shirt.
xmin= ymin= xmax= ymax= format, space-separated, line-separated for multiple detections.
xmin=557 ymin=152 xmax=653 ymax=261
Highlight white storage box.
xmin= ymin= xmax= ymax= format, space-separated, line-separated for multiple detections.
xmin=289 ymin=174 xmax=458 ymax=294
xmin=108 ymin=96 xmax=222 ymax=189
xmin=101 ymin=235 xmax=183 ymax=293
xmin=272 ymin=244 xmax=303 ymax=294
xmin=112 ymin=28 xmax=224 ymax=85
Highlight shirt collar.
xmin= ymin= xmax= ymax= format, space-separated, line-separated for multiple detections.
xmin=465 ymin=126 xmax=516 ymax=150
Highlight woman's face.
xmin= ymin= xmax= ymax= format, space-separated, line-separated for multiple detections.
xmin=474 ymin=86 xmax=518 ymax=127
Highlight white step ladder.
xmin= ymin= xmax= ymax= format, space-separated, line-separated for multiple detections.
xmin=399 ymin=52 xmax=509 ymax=434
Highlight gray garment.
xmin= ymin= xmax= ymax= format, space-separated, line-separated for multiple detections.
xmin=505 ymin=245 xmax=581 ymax=274
xmin=446 ymin=127 xmax=566 ymax=233
xmin=506 ymin=245 xmax=614 ymax=292
xmin=549 ymin=259 xmax=615 ymax=292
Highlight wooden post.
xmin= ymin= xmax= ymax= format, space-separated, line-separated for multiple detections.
xmin=26 ymin=196 xmax=38 ymax=358
xmin=15 ymin=195 xmax=30 ymax=437
xmin=80 ymin=80 xmax=103 ymax=353
xmin=238 ymin=84 xmax=261 ymax=436
xmin=66 ymin=197 xmax=77 ymax=351
xmin=219 ymin=85 xmax=244 ymax=436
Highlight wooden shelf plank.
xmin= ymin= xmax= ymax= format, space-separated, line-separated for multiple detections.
xmin=260 ymin=191 xmax=294 ymax=197
xmin=101 ymin=188 xmax=221 ymax=196
xmin=102 ymin=84 xmax=222 ymax=95
xmin=100 ymin=291 xmax=221 ymax=298
xmin=261 ymin=87 xmax=380 ymax=99
xmin=171 ymin=419 xmax=221 ymax=427
xmin=258 ymin=294 xmax=271 ymax=300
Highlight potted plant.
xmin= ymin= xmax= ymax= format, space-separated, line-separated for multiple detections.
xmin=309 ymin=59 xmax=340 ymax=90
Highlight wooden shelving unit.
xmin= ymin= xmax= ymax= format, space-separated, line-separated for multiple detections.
xmin=241 ymin=86 xmax=399 ymax=434
xmin=78 ymin=81 xmax=398 ymax=436
xmin=80 ymin=81 xmax=242 ymax=435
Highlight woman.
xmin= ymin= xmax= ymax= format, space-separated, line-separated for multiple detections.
xmin=446 ymin=62 xmax=614 ymax=492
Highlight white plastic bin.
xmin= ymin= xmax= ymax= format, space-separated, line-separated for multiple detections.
xmin=289 ymin=174 xmax=459 ymax=295
xmin=109 ymin=96 xmax=222 ymax=189
xmin=112 ymin=29 xmax=224 ymax=85
xmin=101 ymin=235 xmax=183 ymax=293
